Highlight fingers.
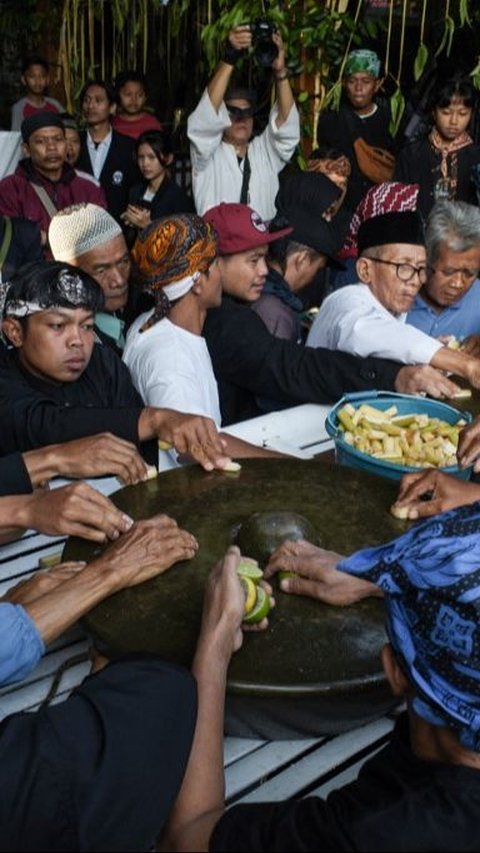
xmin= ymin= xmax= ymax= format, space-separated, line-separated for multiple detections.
xmin=278 ymin=573 xmax=326 ymax=601
xmin=59 ymin=483 xmax=134 ymax=542
xmin=172 ymin=415 xmax=231 ymax=471
xmin=96 ymin=434 xmax=149 ymax=484
xmin=457 ymin=420 xmax=480 ymax=468
xmin=401 ymin=498 xmax=445 ymax=520
xmin=395 ymin=470 xmax=437 ymax=503
xmin=427 ymin=374 xmax=461 ymax=399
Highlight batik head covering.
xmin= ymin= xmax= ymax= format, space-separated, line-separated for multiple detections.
xmin=1 ymin=260 xmax=104 ymax=321
xmin=344 ymin=49 xmax=381 ymax=79
xmin=339 ymin=501 xmax=480 ymax=751
xmin=132 ymin=214 xmax=218 ymax=329
xmin=339 ymin=182 xmax=420 ymax=259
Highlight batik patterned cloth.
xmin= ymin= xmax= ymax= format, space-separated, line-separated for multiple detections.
xmin=339 ymin=501 xmax=480 ymax=750
xmin=132 ymin=213 xmax=217 ymax=329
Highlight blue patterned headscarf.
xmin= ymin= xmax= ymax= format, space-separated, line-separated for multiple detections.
xmin=338 ymin=502 xmax=480 ymax=751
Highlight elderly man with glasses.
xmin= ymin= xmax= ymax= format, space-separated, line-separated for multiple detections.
xmin=306 ymin=209 xmax=480 ymax=390
xmin=407 ymin=200 xmax=480 ymax=358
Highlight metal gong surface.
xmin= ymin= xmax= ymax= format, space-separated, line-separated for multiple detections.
xmin=63 ymin=459 xmax=409 ymax=737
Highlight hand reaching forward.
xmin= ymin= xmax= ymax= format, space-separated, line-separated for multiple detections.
xmin=92 ymin=513 xmax=198 ymax=590
xmin=265 ymin=539 xmax=381 ymax=606
xmin=392 ymin=469 xmax=480 ymax=519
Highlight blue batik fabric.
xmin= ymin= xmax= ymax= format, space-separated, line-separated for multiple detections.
xmin=338 ymin=501 xmax=480 ymax=750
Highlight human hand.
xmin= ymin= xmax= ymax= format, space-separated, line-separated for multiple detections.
xmin=121 ymin=205 xmax=151 ymax=230
xmin=197 ymin=546 xmax=272 ymax=664
xmin=461 ymin=335 xmax=480 ymax=359
xmin=50 ymin=432 xmax=150 ymax=485
xmin=463 ymin=356 xmax=480 ymax=389
xmin=271 ymin=29 xmax=286 ymax=73
xmin=18 ymin=482 xmax=134 ymax=542
xmin=2 ymin=561 xmax=86 ymax=606
xmin=146 ymin=408 xmax=232 ymax=471
xmin=228 ymin=24 xmax=252 ymax=51
xmin=265 ymin=539 xmax=380 ymax=605
xmin=392 ymin=469 xmax=480 ymax=519
xmin=94 ymin=513 xmax=198 ymax=590
xmin=394 ymin=364 xmax=461 ymax=399
xmin=457 ymin=416 xmax=480 ymax=471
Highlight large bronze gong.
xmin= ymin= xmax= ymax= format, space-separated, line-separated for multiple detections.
xmin=63 ymin=459 xmax=410 ymax=738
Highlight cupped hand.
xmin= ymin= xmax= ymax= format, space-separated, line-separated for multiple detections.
xmin=22 ymin=482 xmax=134 ymax=542
xmin=53 ymin=432 xmax=149 ymax=485
xmin=392 ymin=469 xmax=480 ymax=519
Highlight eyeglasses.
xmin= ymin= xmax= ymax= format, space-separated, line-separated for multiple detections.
xmin=364 ymin=257 xmax=428 ymax=284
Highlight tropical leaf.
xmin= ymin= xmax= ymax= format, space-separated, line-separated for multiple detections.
xmin=413 ymin=43 xmax=428 ymax=82
xmin=389 ymin=88 xmax=405 ymax=137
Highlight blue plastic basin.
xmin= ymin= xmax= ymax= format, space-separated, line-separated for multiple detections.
xmin=325 ymin=391 xmax=473 ymax=481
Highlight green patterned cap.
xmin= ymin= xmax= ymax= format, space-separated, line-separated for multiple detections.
xmin=345 ymin=49 xmax=381 ymax=78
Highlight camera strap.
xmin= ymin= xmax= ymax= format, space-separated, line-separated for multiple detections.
xmin=239 ymin=148 xmax=251 ymax=204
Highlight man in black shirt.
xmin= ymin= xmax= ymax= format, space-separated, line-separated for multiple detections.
xmin=162 ymin=474 xmax=480 ymax=852
xmin=0 ymin=261 xmax=232 ymax=471
xmin=202 ymin=202 xmax=461 ymax=425
xmin=316 ymin=49 xmax=395 ymax=211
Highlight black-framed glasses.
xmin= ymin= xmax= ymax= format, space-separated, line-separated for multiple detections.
xmin=364 ymin=257 xmax=428 ymax=285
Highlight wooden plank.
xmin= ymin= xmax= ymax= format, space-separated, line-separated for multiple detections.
xmin=0 ymin=640 xmax=90 ymax=719
xmin=310 ymin=745 xmax=386 ymax=798
xmin=226 ymin=738 xmax=320 ymax=801
xmin=224 ymin=737 xmax=266 ymax=767
xmin=235 ymin=718 xmax=393 ymax=804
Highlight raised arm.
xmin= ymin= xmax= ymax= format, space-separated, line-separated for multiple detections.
xmin=207 ymin=26 xmax=252 ymax=112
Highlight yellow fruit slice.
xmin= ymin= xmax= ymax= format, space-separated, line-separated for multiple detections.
xmin=237 ymin=558 xmax=263 ymax=584
xmin=243 ymin=585 xmax=271 ymax=624
xmin=240 ymin=576 xmax=257 ymax=615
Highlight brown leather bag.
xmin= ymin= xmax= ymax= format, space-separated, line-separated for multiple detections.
xmin=353 ymin=137 xmax=395 ymax=184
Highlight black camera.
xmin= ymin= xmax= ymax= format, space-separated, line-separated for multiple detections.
xmin=249 ymin=20 xmax=278 ymax=67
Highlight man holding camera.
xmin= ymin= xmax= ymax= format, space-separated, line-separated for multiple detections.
xmin=187 ymin=24 xmax=300 ymax=220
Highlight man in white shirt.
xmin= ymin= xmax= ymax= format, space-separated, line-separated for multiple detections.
xmin=187 ymin=24 xmax=300 ymax=219
xmin=124 ymin=213 xmax=285 ymax=467
xmin=307 ymin=210 xmax=480 ymax=389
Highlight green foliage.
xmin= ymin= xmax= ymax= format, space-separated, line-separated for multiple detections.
xmin=2 ymin=0 xmax=480 ymax=143
xmin=413 ymin=43 xmax=429 ymax=82
xmin=389 ymin=87 xmax=405 ymax=137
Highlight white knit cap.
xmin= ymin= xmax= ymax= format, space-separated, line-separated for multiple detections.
xmin=49 ymin=203 xmax=123 ymax=261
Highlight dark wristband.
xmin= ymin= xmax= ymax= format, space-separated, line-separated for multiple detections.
xmin=223 ymin=41 xmax=243 ymax=66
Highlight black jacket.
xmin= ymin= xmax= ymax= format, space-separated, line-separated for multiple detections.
xmin=128 ymin=177 xmax=193 ymax=219
xmin=203 ymin=296 xmax=402 ymax=426
xmin=394 ymin=135 xmax=480 ymax=219
xmin=77 ymin=130 xmax=141 ymax=222
xmin=0 ymin=216 xmax=42 ymax=279
xmin=316 ymin=102 xmax=395 ymax=211
xmin=0 ymin=345 xmax=156 ymax=462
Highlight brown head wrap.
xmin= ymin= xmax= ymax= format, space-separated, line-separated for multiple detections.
xmin=132 ymin=213 xmax=218 ymax=329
